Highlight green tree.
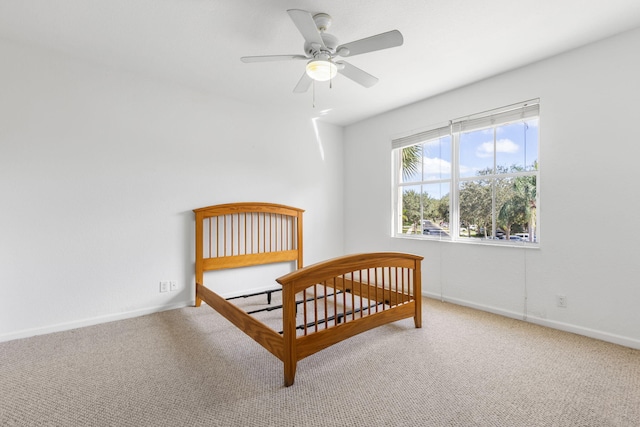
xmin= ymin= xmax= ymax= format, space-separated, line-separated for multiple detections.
xmin=401 ymin=189 xmax=423 ymax=233
xmin=496 ymin=163 xmax=537 ymax=240
xmin=402 ymin=189 xmax=448 ymax=234
xmin=495 ymin=176 xmax=518 ymax=238
xmin=514 ymin=174 xmax=537 ymax=240
xmin=459 ymin=179 xmax=491 ymax=237
xmin=435 ymin=194 xmax=450 ymax=226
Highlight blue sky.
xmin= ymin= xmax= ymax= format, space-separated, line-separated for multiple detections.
xmin=459 ymin=119 xmax=539 ymax=178
xmin=404 ymin=119 xmax=539 ymax=185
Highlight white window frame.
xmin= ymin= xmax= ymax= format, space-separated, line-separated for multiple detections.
xmin=392 ymin=99 xmax=540 ymax=246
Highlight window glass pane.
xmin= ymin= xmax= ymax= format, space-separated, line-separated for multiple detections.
xmin=524 ymin=119 xmax=539 ymax=172
xmin=421 ymin=183 xmax=450 ymax=237
xmin=496 ymin=177 xmax=520 ymax=237
xmin=496 ymin=176 xmax=537 ymax=242
xmin=400 ymin=145 xmax=422 ymax=183
xmin=459 ymin=129 xmax=494 ymax=178
xmin=495 ymin=120 xmax=539 ymax=173
xmin=400 ymin=185 xmax=423 ymax=235
xmin=458 ymin=179 xmax=492 ymax=239
xmin=423 ymin=136 xmax=452 ymax=180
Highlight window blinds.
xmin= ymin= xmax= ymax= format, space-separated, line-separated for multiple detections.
xmin=391 ymin=124 xmax=451 ymax=150
xmin=392 ymin=99 xmax=539 ymax=150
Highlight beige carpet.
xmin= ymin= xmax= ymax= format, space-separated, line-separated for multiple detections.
xmin=1 ymin=298 xmax=638 ymax=426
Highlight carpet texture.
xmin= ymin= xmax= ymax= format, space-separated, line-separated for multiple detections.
xmin=1 ymin=298 xmax=638 ymax=426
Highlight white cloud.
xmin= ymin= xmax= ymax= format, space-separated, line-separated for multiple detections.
xmin=424 ymin=156 xmax=451 ymax=176
xmin=475 ymin=139 xmax=519 ymax=158
xmin=459 ymin=164 xmax=475 ymax=175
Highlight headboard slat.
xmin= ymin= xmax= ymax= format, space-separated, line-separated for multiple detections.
xmin=194 ymin=203 xmax=305 ymax=294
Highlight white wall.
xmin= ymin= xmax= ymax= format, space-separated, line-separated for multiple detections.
xmin=4 ymin=27 xmax=639 ymax=350
xmin=344 ymin=27 xmax=640 ymax=349
xmin=0 ymin=39 xmax=344 ymax=341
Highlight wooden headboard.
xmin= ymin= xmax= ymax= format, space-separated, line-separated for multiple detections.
xmin=193 ymin=202 xmax=304 ymax=306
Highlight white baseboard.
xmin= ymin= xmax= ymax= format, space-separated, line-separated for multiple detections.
xmin=0 ymin=301 xmax=191 ymax=343
xmin=2 ymin=285 xmax=280 ymax=344
xmin=523 ymin=315 xmax=640 ymax=350
xmin=424 ymin=292 xmax=640 ymax=350
xmin=424 ymin=292 xmax=525 ymax=320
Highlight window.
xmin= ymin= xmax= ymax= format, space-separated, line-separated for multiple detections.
xmin=392 ymin=100 xmax=539 ymax=245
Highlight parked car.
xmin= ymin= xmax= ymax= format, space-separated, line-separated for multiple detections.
xmin=478 ymin=228 xmax=506 ymax=238
xmin=423 ymin=226 xmax=449 ymax=237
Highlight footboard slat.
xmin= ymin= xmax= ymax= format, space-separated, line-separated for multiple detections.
xmin=295 ymin=302 xmax=417 ymax=360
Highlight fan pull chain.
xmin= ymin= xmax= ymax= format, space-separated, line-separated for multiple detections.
xmin=312 ymin=80 xmax=316 ymax=108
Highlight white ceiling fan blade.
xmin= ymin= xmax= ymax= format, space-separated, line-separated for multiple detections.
xmin=293 ymin=72 xmax=313 ymax=93
xmin=287 ymin=9 xmax=327 ymax=50
xmin=337 ymin=61 xmax=379 ymax=88
xmin=336 ymin=30 xmax=403 ymax=57
xmin=241 ymin=55 xmax=307 ymax=63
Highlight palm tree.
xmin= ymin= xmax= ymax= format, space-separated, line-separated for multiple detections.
xmin=401 ymin=145 xmax=421 ymax=181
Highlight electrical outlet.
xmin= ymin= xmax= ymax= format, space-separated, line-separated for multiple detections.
xmin=159 ymin=281 xmax=169 ymax=293
xmin=557 ymin=295 xmax=567 ymax=308
xmin=169 ymin=281 xmax=178 ymax=291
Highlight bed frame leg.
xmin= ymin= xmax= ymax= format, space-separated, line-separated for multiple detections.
xmin=195 ymin=283 xmax=203 ymax=307
xmin=414 ymin=262 xmax=422 ymax=328
xmin=284 ymin=361 xmax=297 ymax=387
xmin=414 ymin=299 xmax=422 ymax=328
xmin=282 ymin=284 xmax=297 ymax=387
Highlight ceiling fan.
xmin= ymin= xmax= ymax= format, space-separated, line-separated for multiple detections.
xmin=240 ymin=9 xmax=404 ymax=93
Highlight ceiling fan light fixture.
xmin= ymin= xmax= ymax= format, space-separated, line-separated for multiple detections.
xmin=306 ymin=59 xmax=337 ymax=81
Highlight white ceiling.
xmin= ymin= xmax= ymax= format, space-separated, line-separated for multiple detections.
xmin=2 ymin=0 xmax=640 ymax=126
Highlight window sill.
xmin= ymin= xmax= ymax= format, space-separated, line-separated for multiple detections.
xmin=392 ymin=234 xmax=540 ymax=249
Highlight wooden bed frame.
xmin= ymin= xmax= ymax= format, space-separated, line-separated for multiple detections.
xmin=194 ymin=202 xmax=423 ymax=386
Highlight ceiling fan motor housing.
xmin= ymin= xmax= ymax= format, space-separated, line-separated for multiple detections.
xmin=313 ymin=13 xmax=332 ymax=32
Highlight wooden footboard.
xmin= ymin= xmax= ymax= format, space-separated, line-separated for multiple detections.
xmin=276 ymin=252 xmax=423 ymax=386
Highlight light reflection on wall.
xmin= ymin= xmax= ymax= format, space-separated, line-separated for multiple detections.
xmin=311 ymin=114 xmax=330 ymax=161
